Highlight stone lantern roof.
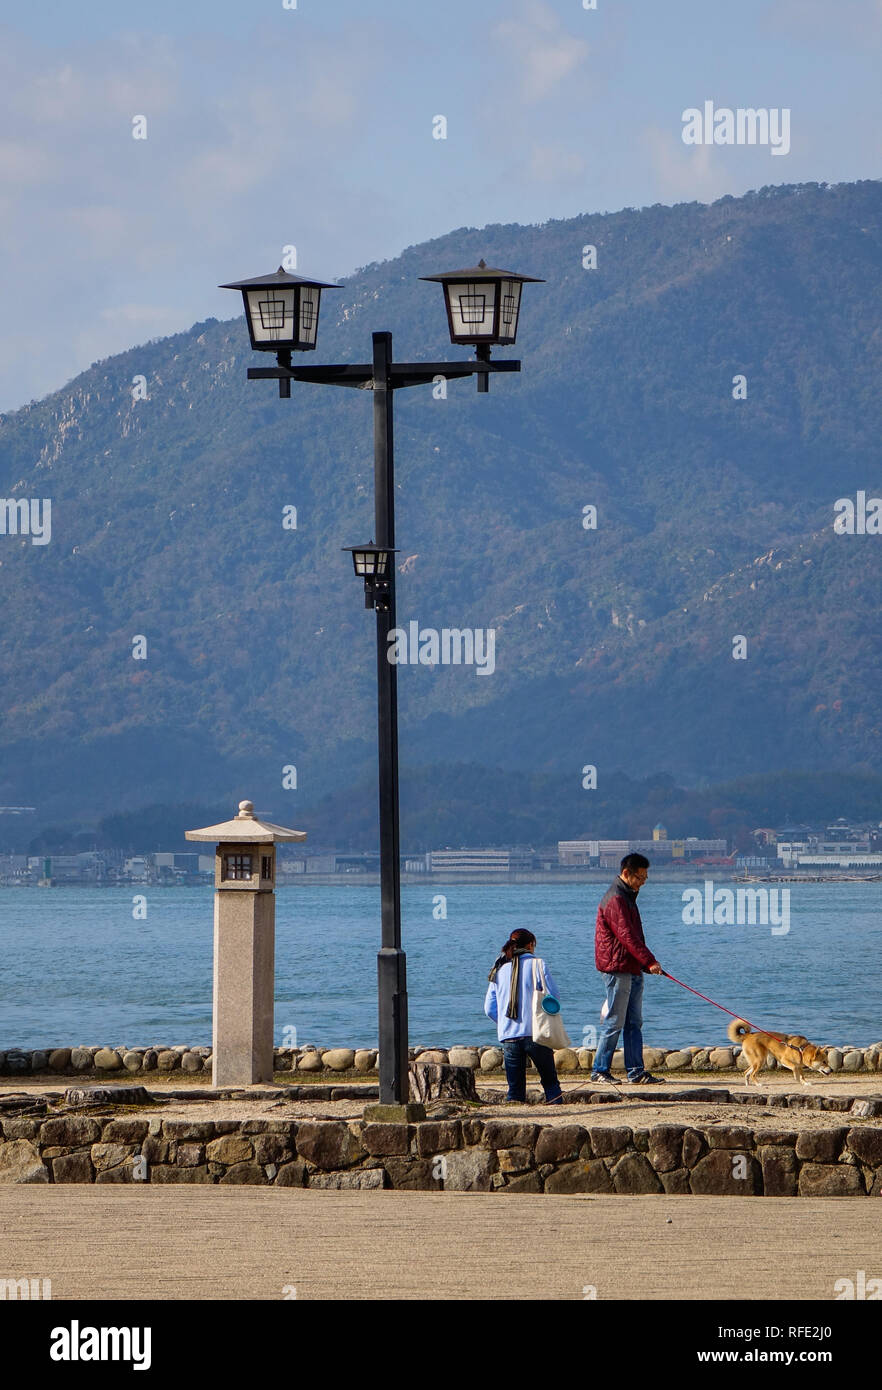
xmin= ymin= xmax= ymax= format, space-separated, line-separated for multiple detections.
xmin=185 ymin=800 xmax=306 ymax=844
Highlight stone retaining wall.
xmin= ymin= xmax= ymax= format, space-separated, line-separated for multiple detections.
xmin=2 ymin=1041 xmax=881 ymax=1078
xmin=1 ymin=1111 xmax=881 ymax=1195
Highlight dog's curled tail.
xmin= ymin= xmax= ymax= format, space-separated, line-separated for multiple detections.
xmin=727 ymin=1018 xmax=750 ymax=1043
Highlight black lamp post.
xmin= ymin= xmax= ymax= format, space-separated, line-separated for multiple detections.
xmin=222 ymin=257 xmax=542 ymax=1106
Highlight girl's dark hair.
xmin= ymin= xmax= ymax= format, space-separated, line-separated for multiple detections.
xmin=500 ymin=928 xmax=536 ymax=961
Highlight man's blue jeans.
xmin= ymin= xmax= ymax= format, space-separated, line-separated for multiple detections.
xmin=593 ymin=971 xmax=646 ymax=1080
xmin=502 ymin=1037 xmax=562 ymax=1102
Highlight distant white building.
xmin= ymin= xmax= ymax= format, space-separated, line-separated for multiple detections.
xmin=427 ymin=849 xmax=533 ymax=874
xmin=781 ymin=851 xmax=882 ymax=868
xmin=775 ymin=841 xmax=807 ymax=866
xmin=152 ymin=852 xmax=211 ymax=874
xmin=123 ymin=856 xmax=150 ymax=882
xmin=558 ymin=837 xmax=726 ymax=866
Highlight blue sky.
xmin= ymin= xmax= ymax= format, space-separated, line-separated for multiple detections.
xmin=1 ymin=0 xmax=880 ymax=410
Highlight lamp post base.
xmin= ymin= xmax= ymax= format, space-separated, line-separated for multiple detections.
xmin=363 ymin=1102 xmax=427 ymax=1123
xmin=377 ymin=944 xmax=409 ymax=1105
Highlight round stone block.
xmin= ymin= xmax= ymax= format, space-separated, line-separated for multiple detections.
xmin=553 ymin=1048 xmax=579 ymax=1072
xmin=664 ymin=1050 xmax=692 ymax=1070
xmin=297 ymin=1052 xmax=323 ymax=1072
xmin=322 ymin=1049 xmax=356 ymax=1071
xmin=94 ymin=1048 xmax=123 ymax=1071
xmin=448 ymin=1048 xmax=480 ymax=1069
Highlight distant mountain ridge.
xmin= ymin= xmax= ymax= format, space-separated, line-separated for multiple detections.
xmin=1 ymin=179 xmax=881 ymax=838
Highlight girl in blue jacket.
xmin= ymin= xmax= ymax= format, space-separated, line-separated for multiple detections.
xmin=485 ymin=928 xmax=563 ymax=1104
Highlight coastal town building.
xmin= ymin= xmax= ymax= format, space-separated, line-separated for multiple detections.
xmin=423 ymin=848 xmax=535 ymax=874
xmin=777 ymin=839 xmax=882 ymax=868
xmin=557 ymin=837 xmax=728 ymax=867
xmin=24 ymin=851 xmax=107 ymax=884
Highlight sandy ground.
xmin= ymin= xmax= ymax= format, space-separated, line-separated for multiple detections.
xmin=3 ymin=1072 xmax=880 ymax=1133
xmin=0 ymin=1186 xmax=879 ymax=1300
xmin=3 ymin=1073 xmax=880 ymax=1304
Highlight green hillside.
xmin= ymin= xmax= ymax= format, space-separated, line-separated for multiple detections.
xmin=1 ymin=179 xmax=881 ymax=841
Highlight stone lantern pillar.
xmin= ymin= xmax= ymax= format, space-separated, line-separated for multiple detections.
xmin=186 ymin=800 xmax=306 ymax=1087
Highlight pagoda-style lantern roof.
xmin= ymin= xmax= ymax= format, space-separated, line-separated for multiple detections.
xmin=185 ymin=799 xmax=306 ymax=844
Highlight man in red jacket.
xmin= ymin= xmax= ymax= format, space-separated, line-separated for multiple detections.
xmin=592 ymin=853 xmax=664 ymax=1084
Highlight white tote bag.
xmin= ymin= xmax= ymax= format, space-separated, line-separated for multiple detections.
xmin=531 ymin=958 xmax=572 ymax=1049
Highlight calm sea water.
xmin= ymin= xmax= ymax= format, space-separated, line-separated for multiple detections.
xmin=0 ymin=881 xmax=879 ymax=1050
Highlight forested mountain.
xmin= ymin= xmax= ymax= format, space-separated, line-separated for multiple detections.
xmin=1 ymin=180 xmax=881 ymax=843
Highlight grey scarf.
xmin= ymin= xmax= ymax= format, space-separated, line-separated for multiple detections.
xmin=488 ymin=947 xmax=534 ymax=1019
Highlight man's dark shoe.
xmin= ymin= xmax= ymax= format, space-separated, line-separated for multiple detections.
xmin=546 ymin=1094 xmax=564 ymax=1105
xmin=590 ymin=1072 xmax=616 ymax=1084
xmin=627 ymin=1072 xmax=664 ymax=1084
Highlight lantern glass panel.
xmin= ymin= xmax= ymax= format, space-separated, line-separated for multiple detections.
xmin=446 ymin=280 xmax=498 ymax=339
xmin=245 ymin=287 xmax=298 ymax=346
xmin=498 ymin=280 xmax=522 ymax=340
xmin=298 ymin=286 xmax=320 ymax=346
xmin=222 ymin=852 xmax=253 ymax=881
xmin=357 ymin=551 xmax=385 ymax=576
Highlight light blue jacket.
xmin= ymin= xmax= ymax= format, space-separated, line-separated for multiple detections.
xmin=484 ymin=955 xmax=562 ymax=1041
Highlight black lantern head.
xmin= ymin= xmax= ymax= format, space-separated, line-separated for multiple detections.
xmin=420 ymin=259 xmax=543 ymax=346
xmin=220 ymin=266 xmax=339 ymax=352
xmin=343 ymin=543 xmax=398 ymax=609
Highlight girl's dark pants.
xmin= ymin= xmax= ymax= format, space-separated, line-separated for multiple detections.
xmin=501 ymin=1037 xmax=562 ymax=1101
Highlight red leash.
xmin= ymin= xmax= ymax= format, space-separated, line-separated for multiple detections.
xmin=661 ymin=970 xmax=785 ymax=1041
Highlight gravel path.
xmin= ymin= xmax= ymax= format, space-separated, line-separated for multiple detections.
xmin=0 ymin=1186 xmax=878 ymax=1300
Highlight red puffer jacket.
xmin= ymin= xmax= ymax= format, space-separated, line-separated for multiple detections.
xmin=595 ymin=878 xmax=658 ymax=974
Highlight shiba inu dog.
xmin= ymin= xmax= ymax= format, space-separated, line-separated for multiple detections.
xmin=728 ymin=1019 xmax=833 ymax=1086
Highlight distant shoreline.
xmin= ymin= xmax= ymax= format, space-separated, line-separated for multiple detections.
xmin=4 ymin=870 xmax=881 ymax=889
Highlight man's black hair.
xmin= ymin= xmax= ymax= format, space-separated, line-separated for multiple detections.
xmin=620 ymin=852 xmax=650 ymax=872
